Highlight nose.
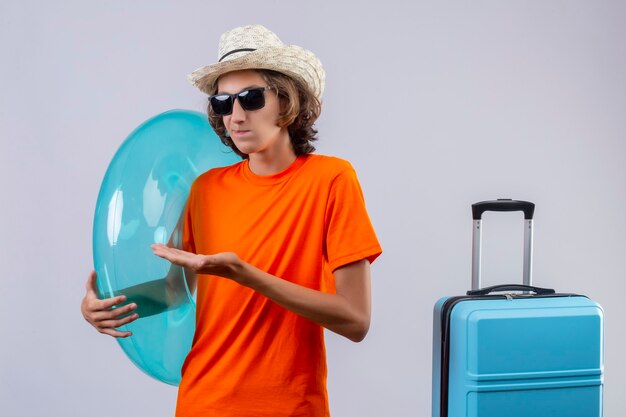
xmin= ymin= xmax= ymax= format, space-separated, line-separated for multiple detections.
xmin=229 ymin=98 xmax=246 ymax=123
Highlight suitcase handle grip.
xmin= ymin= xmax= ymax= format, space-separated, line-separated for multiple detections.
xmin=467 ymin=284 xmax=555 ymax=296
xmin=472 ymin=199 xmax=535 ymax=220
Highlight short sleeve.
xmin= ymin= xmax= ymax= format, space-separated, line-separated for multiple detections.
xmin=324 ymin=162 xmax=382 ymax=271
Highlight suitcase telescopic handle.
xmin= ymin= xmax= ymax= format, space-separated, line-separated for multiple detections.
xmin=467 ymin=284 xmax=555 ymax=296
xmin=472 ymin=199 xmax=535 ymax=220
xmin=471 ymin=199 xmax=536 ymax=291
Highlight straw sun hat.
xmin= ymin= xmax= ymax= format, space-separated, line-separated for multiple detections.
xmin=187 ymin=24 xmax=325 ymax=100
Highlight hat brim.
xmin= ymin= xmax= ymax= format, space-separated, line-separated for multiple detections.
xmin=187 ymin=45 xmax=325 ymax=100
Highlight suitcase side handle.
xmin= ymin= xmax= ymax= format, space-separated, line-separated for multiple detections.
xmin=471 ymin=199 xmax=535 ymax=220
xmin=467 ymin=284 xmax=555 ymax=296
xmin=471 ymin=199 xmax=535 ymax=290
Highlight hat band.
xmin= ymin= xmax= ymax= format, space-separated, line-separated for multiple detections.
xmin=218 ymin=48 xmax=257 ymax=62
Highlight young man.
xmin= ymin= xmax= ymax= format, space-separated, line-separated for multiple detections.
xmin=82 ymin=25 xmax=381 ymax=417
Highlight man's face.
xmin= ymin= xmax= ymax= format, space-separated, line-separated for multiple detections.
xmin=216 ymin=70 xmax=286 ymax=157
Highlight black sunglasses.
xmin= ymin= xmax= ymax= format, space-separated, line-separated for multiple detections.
xmin=208 ymin=86 xmax=273 ymax=116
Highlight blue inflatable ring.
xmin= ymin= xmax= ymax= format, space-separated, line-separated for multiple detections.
xmin=92 ymin=109 xmax=240 ymax=385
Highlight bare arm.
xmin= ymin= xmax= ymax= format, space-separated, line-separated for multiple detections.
xmin=239 ymin=258 xmax=371 ymax=342
xmin=151 ymin=244 xmax=372 ymax=342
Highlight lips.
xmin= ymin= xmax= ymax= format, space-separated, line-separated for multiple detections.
xmin=232 ymin=130 xmax=251 ymax=137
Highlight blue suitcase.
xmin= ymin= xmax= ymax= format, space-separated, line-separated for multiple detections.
xmin=432 ymin=200 xmax=604 ymax=417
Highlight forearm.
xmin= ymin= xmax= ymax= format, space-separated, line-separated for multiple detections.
xmin=235 ymin=261 xmax=371 ymax=342
xmin=150 ymin=244 xmax=372 ymax=341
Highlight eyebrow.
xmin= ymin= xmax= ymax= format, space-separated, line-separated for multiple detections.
xmin=216 ymin=85 xmax=262 ymax=95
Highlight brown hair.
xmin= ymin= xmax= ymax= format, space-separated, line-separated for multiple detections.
xmin=206 ymin=69 xmax=322 ymax=159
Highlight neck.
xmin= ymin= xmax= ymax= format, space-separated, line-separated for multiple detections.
xmin=247 ymin=130 xmax=297 ymax=176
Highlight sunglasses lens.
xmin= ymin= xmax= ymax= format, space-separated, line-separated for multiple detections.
xmin=209 ymin=87 xmax=268 ymax=116
xmin=239 ymin=88 xmax=266 ymax=111
xmin=210 ymin=95 xmax=233 ymax=115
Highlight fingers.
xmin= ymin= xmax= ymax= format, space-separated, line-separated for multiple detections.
xmin=151 ymin=244 xmax=194 ymax=268
xmin=151 ymin=243 xmax=179 ymax=258
xmin=151 ymin=246 xmax=239 ymax=278
xmin=151 ymin=243 xmax=191 ymax=257
xmin=85 ymin=271 xmax=123 ymax=307
xmin=85 ymin=270 xmax=98 ymax=295
xmin=86 ymin=303 xmax=139 ymax=338
xmin=151 ymin=244 xmax=170 ymax=260
xmin=99 ymin=328 xmax=134 ymax=338
xmin=90 ymin=302 xmax=138 ymax=322
xmin=97 ymin=311 xmax=140 ymax=331
xmin=94 ymin=309 xmax=139 ymax=338
xmin=82 ymin=293 xmax=128 ymax=319
xmin=98 ymin=294 xmax=129 ymax=310
xmin=82 ymin=272 xmax=140 ymax=338
xmin=151 ymin=243 xmax=167 ymax=251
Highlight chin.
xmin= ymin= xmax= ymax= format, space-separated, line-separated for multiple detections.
xmin=234 ymin=145 xmax=258 ymax=155
xmin=231 ymin=139 xmax=255 ymax=154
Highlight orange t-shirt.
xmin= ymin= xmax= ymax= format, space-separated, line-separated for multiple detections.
xmin=175 ymin=154 xmax=382 ymax=417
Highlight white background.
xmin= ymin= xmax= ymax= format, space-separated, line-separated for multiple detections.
xmin=1 ymin=1 xmax=624 ymax=416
